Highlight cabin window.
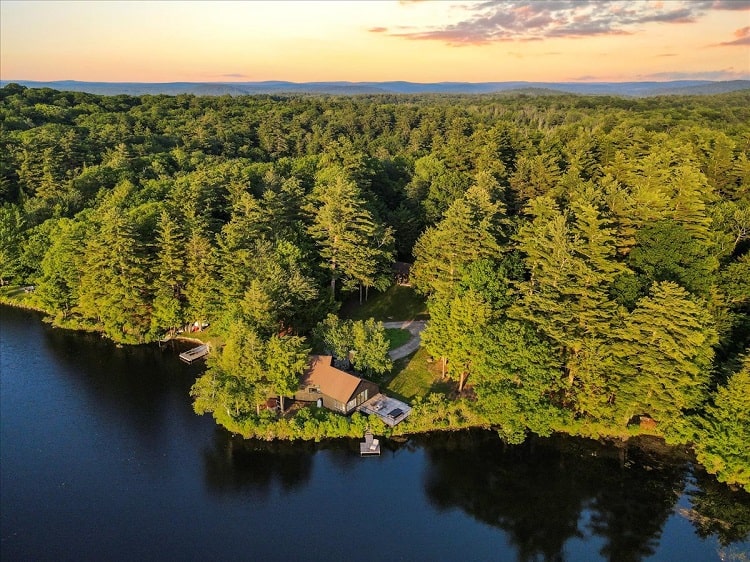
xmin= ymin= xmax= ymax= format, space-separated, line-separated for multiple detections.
xmin=355 ymin=389 xmax=368 ymax=407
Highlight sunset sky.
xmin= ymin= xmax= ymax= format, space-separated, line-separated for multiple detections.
xmin=1 ymin=0 xmax=748 ymax=83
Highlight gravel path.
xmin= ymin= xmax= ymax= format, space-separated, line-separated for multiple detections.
xmin=383 ymin=320 xmax=427 ymax=360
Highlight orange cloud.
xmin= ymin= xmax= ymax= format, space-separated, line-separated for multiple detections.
xmin=717 ymin=26 xmax=750 ymax=46
xmin=387 ymin=0 xmax=747 ymax=45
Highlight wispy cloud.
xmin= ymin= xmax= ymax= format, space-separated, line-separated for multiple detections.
xmin=711 ymin=0 xmax=750 ymax=10
xmin=221 ymin=73 xmax=249 ymax=78
xmin=569 ymin=67 xmax=750 ymax=82
xmin=368 ymin=27 xmax=388 ymax=33
xmin=716 ymin=26 xmax=750 ymax=46
xmin=508 ymin=50 xmax=561 ymax=59
xmin=380 ymin=0 xmax=750 ymax=45
xmin=639 ymin=68 xmax=750 ymax=80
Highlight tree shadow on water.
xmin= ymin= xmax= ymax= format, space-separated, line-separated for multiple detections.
xmin=422 ymin=432 xmax=695 ymax=562
xmin=202 ymin=430 xmax=315 ymax=499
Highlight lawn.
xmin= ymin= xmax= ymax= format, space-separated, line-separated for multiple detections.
xmin=340 ymin=284 xmax=428 ymax=322
xmin=385 ymin=328 xmax=411 ymax=350
xmin=0 ymin=285 xmax=44 ymax=311
xmin=385 ymin=347 xmax=453 ymax=403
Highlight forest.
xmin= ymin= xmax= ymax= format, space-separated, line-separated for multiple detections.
xmin=0 ymin=83 xmax=748 ymax=489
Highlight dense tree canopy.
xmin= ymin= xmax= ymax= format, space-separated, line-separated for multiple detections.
xmin=1 ymin=84 xmax=748 ymax=487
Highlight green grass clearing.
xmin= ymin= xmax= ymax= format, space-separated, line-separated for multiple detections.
xmin=0 ymin=285 xmax=44 ymax=311
xmin=0 ymin=286 xmax=25 ymax=298
xmin=340 ymin=284 xmax=427 ymax=322
xmin=385 ymin=328 xmax=411 ymax=350
xmin=385 ymin=346 xmax=453 ymax=403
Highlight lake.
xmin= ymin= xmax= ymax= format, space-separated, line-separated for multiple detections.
xmin=1 ymin=305 xmax=748 ymax=561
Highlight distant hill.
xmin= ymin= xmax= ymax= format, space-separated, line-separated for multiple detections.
xmin=1 ymin=79 xmax=748 ymax=97
xmin=647 ymin=80 xmax=750 ymax=96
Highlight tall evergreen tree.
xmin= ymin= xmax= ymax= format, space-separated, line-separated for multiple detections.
xmin=306 ymin=171 xmax=393 ymax=296
xmin=0 ymin=204 xmax=24 ymax=285
xmin=265 ymin=334 xmax=309 ymax=413
xmin=183 ymin=227 xmax=217 ymax=332
xmin=693 ymin=354 xmax=750 ymax=489
xmin=35 ymin=217 xmax=87 ymax=318
xmin=613 ymin=282 xmax=717 ymax=437
xmin=411 ymin=184 xmax=505 ymax=297
xmin=150 ymin=210 xmax=186 ymax=337
xmin=512 ymin=195 xmax=625 ymax=417
xmin=76 ymin=206 xmax=152 ymax=343
xmin=422 ymin=289 xmax=493 ymax=393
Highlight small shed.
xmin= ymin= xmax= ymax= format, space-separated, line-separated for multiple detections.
xmin=295 ymin=355 xmax=379 ymax=415
xmin=392 ymin=262 xmax=412 ymax=286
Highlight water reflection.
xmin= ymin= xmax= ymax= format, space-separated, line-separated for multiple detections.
xmin=202 ymin=430 xmax=315 ymax=496
xmin=422 ymin=432 xmax=748 ymax=561
xmin=424 ymin=432 xmax=591 ymax=561
xmin=2 ymin=306 xmax=748 ymax=561
xmin=584 ymin=439 xmax=688 ymax=562
xmin=687 ymin=469 xmax=750 ymax=547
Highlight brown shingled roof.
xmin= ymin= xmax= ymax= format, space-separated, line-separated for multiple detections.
xmin=300 ymin=355 xmax=363 ymax=404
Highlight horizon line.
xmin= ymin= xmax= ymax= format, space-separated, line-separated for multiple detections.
xmin=2 ymin=78 xmax=749 ymax=85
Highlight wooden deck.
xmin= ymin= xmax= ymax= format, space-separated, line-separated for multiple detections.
xmin=357 ymin=393 xmax=412 ymax=427
xmin=179 ymin=344 xmax=209 ymax=364
xmin=360 ymin=430 xmax=381 ymax=456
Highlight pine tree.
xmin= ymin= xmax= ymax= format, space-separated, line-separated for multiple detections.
xmin=422 ymin=290 xmax=493 ymax=393
xmin=411 ymin=184 xmax=505 ymax=297
xmin=0 ymin=204 xmax=25 ymax=285
xmin=215 ymin=321 xmax=268 ymax=416
xmin=512 ymin=195 xmax=625 ymax=417
xmin=306 ymin=172 xmax=393 ymax=296
xmin=613 ymin=282 xmax=717 ymax=437
xmin=150 ymin=210 xmax=186 ymax=337
xmin=76 ymin=206 xmax=152 ymax=343
xmin=693 ymin=354 xmax=750 ymax=489
xmin=509 ymin=151 xmax=561 ymax=208
xmin=265 ymin=334 xmax=309 ymax=413
xmin=183 ymin=228 xmax=217 ymax=332
xmin=35 ymin=218 xmax=87 ymax=318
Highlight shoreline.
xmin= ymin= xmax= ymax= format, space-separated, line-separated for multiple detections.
xmin=0 ymin=298 xmax=215 ymax=349
xmin=0 ymin=297 xmax=667 ymax=446
xmin=0 ymin=293 xmax=50 ymax=315
xmin=1 ymin=298 xmax=742 ymax=491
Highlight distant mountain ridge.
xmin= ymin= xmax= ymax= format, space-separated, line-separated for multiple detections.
xmin=2 ymin=79 xmax=749 ymax=97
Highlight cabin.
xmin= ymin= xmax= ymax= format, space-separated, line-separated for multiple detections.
xmin=295 ymin=355 xmax=379 ymax=415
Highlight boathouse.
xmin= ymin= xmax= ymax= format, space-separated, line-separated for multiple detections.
xmin=295 ymin=355 xmax=379 ymax=415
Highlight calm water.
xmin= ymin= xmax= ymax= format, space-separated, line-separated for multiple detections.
xmin=1 ymin=306 xmax=748 ymax=561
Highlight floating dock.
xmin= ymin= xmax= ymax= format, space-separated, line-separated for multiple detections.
xmin=179 ymin=344 xmax=209 ymax=364
xmin=360 ymin=430 xmax=381 ymax=456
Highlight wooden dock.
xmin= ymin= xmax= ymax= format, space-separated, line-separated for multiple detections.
xmin=179 ymin=344 xmax=209 ymax=364
xmin=360 ymin=430 xmax=381 ymax=456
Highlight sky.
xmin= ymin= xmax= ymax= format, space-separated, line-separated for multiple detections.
xmin=1 ymin=0 xmax=749 ymax=83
